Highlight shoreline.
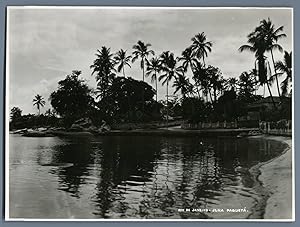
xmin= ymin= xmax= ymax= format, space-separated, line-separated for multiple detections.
xmin=13 ymin=127 xmax=260 ymax=138
xmin=248 ymin=135 xmax=292 ymax=220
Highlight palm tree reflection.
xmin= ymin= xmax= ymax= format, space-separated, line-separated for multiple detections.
xmin=43 ymin=136 xmax=286 ymax=218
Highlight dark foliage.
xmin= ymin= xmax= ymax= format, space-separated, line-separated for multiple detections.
xmin=49 ymin=71 xmax=94 ymax=127
xmin=215 ymin=90 xmax=238 ymax=121
xmin=181 ymin=97 xmax=213 ymax=123
xmin=10 ymin=107 xmax=22 ymax=122
xmin=97 ymin=77 xmax=159 ymax=123
xmin=10 ymin=113 xmax=60 ymax=130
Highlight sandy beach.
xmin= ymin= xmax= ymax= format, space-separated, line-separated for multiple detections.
xmin=250 ymin=135 xmax=293 ymax=220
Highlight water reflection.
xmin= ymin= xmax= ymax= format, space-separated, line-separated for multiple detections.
xmin=9 ymin=135 xmax=286 ymax=219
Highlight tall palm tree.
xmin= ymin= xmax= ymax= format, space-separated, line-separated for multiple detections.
xmin=254 ymin=18 xmax=286 ymax=96
xmin=90 ymin=46 xmax=116 ymax=99
xmin=239 ymin=29 xmax=277 ymax=108
xmin=145 ymin=57 xmax=161 ymax=102
xmin=114 ymin=49 xmax=131 ymax=77
xmin=275 ymin=51 xmax=292 ymax=96
xmin=178 ymin=47 xmax=200 ymax=98
xmin=132 ymin=40 xmax=155 ymax=82
xmin=178 ymin=47 xmax=198 ymax=72
xmin=33 ymin=94 xmax=45 ymax=115
xmin=159 ymin=51 xmax=184 ymax=120
xmin=190 ymin=32 xmax=212 ymax=65
xmin=191 ymin=61 xmax=206 ymax=99
xmin=91 ymin=46 xmax=115 ymax=81
xmin=207 ymin=65 xmax=223 ymax=102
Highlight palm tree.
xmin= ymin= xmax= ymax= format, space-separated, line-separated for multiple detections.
xmin=178 ymin=47 xmax=200 ymax=97
xmin=238 ymin=71 xmax=258 ymax=98
xmin=173 ymin=73 xmax=193 ymax=99
xmin=207 ymin=65 xmax=223 ymax=102
xmin=239 ymin=29 xmax=277 ymax=108
xmin=275 ymin=51 xmax=292 ymax=96
xmin=90 ymin=46 xmax=116 ymax=99
xmin=159 ymin=51 xmax=184 ymax=121
xmin=91 ymin=46 xmax=115 ymax=81
xmin=145 ymin=57 xmax=161 ymax=102
xmin=132 ymin=40 xmax=155 ymax=82
xmin=114 ymin=49 xmax=131 ymax=77
xmin=178 ymin=47 xmax=198 ymax=72
xmin=254 ymin=18 xmax=286 ymax=96
xmin=249 ymin=68 xmax=260 ymax=94
xmin=190 ymin=32 xmax=212 ymax=65
xmin=192 ymin=61 xmax=207 ymax=99
xmin=225 ymin=77 xmax=239 ymax=91
xmin=33 ymin=94 xmax=45 ymax=115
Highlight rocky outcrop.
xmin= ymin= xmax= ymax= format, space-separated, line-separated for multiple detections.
xmin=69 ymin=118 xmax=111 ymax=133
xmin=14 ymin=118 xmax=112 ymax=137
xmin=70 ymin=118 xmax=93 ymax=131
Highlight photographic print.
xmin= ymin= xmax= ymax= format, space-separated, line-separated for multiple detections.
xmin=5 ymin=6 xmax=293 ymax=221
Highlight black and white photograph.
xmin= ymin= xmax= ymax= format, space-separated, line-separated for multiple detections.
xmin=5 ymin=6 xmax=293 ymax=220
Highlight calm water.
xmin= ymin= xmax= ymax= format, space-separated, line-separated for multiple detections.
xmin=9 ymin=134 xmax=286 ymax=219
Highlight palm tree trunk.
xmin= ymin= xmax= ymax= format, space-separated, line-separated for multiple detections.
xmin=213 ymin=87 xmax=217 ymax=102
xmin=142 ymin=58 xmax=145 ymax=82
xmin=155 ymin=74 xmax=158 ymax=117
xmin=142 ymin=58 xmax=145 ymax=113
xmin=196 ymin=86 xmax=201 ymax=99
xmin=190 ymin=65 xmax=201 ymax=99
xmin=208 ymin=89 xmax=213 ymax=103
xmin=123 ymin=67 xmax=125 ymax=77
xmin=166 ymin=80 xmax=169 ymax=128
xmin=155 ymin=74 xmax=158 ymax=102
xmin=198 ymin=84 xmax=203 ymax=99
xmin=270 ymin=49 xmax=281 ymax=97
xmin=127 ymin=95 xmax=131 ymax=121
xmin=266 ymin=81 xmax=277 ymax=109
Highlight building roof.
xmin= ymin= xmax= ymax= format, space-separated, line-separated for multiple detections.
xmin=254 ymin=96 xmax=281 ymax=104
xmin=247 ymin=96 xmax=291 ymax=109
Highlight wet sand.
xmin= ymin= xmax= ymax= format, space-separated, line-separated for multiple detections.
xmin=249 ymin=135 xmax=293 ymax=220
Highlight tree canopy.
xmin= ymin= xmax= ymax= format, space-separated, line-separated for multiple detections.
xmin=49 ymin=71 xmax=94 ymax=126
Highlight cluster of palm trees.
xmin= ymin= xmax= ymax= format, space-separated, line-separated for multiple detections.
xmin=275 ymin=51 xmax=292 ymax=96
xmin=149 ymin=33 xmax=223 ymax=103
xmin=92 ymin=18 xmax=292 ymax=110
xmin=91 ymin=32 xmax=233 ymax=105
xmin=239 ymin=18 xmax=292 ymax=106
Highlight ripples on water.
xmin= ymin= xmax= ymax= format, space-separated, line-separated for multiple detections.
xmin=9 ymin=134 xmax=286 ymax=219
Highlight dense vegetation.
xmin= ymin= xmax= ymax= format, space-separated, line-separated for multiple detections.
xmin=10 ymin=18 xmax=292 ymax=130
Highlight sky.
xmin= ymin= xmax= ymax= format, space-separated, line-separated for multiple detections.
xmin=7 ymin=7 xmax=292 ymax=114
